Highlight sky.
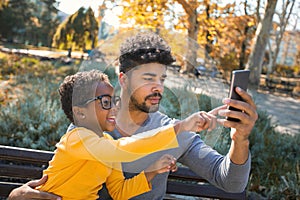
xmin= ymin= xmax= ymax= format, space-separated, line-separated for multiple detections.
xmin=57 ymin=0 xmax=120 ymax=27
xmin=57 ymin=0 xmax=101 ymax=15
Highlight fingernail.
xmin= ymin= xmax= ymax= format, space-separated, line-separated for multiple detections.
xmin=218 ymin=110 xmax=226 ymax=116
xmin=236 ymin=87 xmax=242 ymax=92
xmin=222 ymin=98 xmax=230 ymax=104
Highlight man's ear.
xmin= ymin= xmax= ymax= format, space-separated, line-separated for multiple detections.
xmin=119 ymin=72 xmax=128 ymax=88
xmin=73 ymin=106 xmax=86 ymax=120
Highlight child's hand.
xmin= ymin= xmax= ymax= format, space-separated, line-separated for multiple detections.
xmin=144 ymin=154 xmax=177 ymax=182
xmin=176 ymin=111 xmax=217 ymax=133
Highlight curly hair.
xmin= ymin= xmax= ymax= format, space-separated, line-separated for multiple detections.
xmin=119 ymin=32 xmax=175 ymax=73
xmin=58 ymin=70 xmax=110 ymax=123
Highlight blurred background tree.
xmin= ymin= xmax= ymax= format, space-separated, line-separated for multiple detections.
xmin=52 ymin=7 xmax=98 ymax=52
xmin=0 ymin=0 xmax=60 ymax=46
xmin=0 ymin=0 xmax=299 ymax=83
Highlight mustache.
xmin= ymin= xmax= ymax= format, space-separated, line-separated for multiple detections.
xmin=145 ymin=92 xmax=162 ymax=100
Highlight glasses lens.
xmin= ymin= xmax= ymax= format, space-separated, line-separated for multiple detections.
xmin=100 ymin=96 xmax=112 ymax=109
xmin=114 ymin=96 xmax=121 ymax=108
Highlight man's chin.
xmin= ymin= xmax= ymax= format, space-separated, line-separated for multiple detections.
xmin=147 ymin=105 xmax=159 ymax=113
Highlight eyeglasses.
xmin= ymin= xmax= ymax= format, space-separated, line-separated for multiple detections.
xmin=83 ymin=95 xmax=121 ymax=110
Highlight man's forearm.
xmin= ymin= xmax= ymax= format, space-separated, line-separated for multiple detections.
xmin=228 ymin=139 xmax=249 ymax=165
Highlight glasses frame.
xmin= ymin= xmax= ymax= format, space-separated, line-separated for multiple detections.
xmin=83 ymin=94 xmax=121 ymax=110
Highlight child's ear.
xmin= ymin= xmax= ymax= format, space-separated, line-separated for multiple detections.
xmin=73 ymin=106 xmax=86 ymax=120
xmin=119 ymin=72 xmax=128 ymax=88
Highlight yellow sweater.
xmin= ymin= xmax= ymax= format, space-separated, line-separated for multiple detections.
xmin=38 ymin=125 xmax=178 ymax=200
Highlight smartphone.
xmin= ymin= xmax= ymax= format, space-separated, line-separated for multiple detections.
xmin=227 ymin=70 xmax=250 ymax=122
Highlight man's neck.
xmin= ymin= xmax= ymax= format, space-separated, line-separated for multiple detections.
xmin=116 ymin=108 xmax=149 ymax=137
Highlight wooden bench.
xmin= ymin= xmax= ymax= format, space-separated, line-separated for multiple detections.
xmin=265 ymin=77 xmax=297 ymax=96
xmin=0 ymin=145 xmax=246 ymax=199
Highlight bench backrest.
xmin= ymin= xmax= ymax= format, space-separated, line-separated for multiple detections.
xmin=0 ymin=145 xmax=54 ymax=197
xmin=0 ymin=145 xmax=246 ymax=199
xmin=167 ymin=167 xmax=247 ymax=199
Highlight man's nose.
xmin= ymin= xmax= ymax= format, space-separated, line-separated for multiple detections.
xmin=152 ymin=82 xmax=164 ymax=93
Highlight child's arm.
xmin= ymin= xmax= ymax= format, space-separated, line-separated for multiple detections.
xmin=105 ymin=163 xmax=151 ymax=200
xmin=174 ymin=111 xmax=217 ymax=134
xmin=65 ymin=111 xmax=216 ymax=165
xmin=105 ymin=155 xmax=177 ymax=200
xmin=144 ymin=154 xmax=177 ymax=182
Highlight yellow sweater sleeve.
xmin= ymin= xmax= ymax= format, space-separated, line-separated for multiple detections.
xmin=62 ymin=125 xmax=178 ymax=163
xmin=105 ymin=163 xmax=151 ymax=200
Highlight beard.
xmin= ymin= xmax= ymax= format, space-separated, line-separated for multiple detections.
xmin=129 ymin=92 xmax=162 ymax=113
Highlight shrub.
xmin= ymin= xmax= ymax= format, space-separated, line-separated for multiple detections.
xmin=248 ymin=110 xmax=300 ymax=199
xmin=0 ymin=77 xmax=68 ymax=151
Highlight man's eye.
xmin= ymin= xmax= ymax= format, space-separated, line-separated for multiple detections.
xmin=144 ymin=77 xmax=153 ymax=81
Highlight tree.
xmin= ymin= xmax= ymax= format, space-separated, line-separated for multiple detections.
xmin=267 ymin=0 xmax=296 ymax=77
xmin=239 ymin=0 xmax=257 ymax=69
xmin=0 ymin=0 xmax=35 ymax=42
xmin=0 ymin=0 xmax=61 ymax=47
xmin=175 ymin=0 xmax=200 ymax=73
xmin=120 ymin=0 xmax=169 ymax=32
xmin=36 ymin=0 xmax=61 ymax=47
xmin=118 ymin=0 xmax=233 ymax=74
xmin=246 ymin=0 xmax=278 ymax=88
xmin=52 ymin=7 xmax=99 ymax=52
xmin=215 ymin=14 xmax=256 ymax=77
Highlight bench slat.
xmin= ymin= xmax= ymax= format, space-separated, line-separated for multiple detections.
xmin=0 ymin=182 xmax=22 ymax=198
xmin=168 ymin=166 xmax=207 ymax=182
xmin=0 ymin=163 xmax=43 ymax=179
xmin=0 ymin=145 xmax=247 ymax=199
xmin=0 ymin=145 xmax=53 ymax=164
xmin=167 ymin=181 xmax=246 ymax=200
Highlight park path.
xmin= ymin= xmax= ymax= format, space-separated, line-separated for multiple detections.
xmin=165 ymin=70 xmax=300 ymax=135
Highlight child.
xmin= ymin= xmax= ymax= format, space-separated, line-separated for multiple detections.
xmin=37 ymin=70 xmax=215 ymax=199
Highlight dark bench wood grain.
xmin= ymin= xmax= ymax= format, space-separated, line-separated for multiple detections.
xmin=0 ymin=145 xmax=246 ymax=199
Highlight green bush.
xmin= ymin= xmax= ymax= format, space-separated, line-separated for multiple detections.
xmin=248 ymin=110 xmax=300 ymax=199
xmin=0 ymin=53 xmax=81 ymax=79
xmin=0 ymin=77 xmax=68 ymax=151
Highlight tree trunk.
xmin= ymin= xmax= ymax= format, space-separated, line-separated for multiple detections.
xmin=270 ymin=0 xmax=295 ymax=71
xmin=246 ymin=0 xmax=278 ymax=89
xmin=186 ymin=10 xmax=199 ymax=74
xmin=266 ymin=40 xmax=273 ymax=78
xmin=239 ymin=26 xmax=249 ymax=69
xmin=205 ymin=3 xmax=213 ymax=63
xmin=239 ymin=0 xmax=249 ymax=69
xmin=176 ymin=0 xmax=199 ymax=74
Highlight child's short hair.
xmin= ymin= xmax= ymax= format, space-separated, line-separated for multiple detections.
xmin=119 ymin=32 xmax=175 ymax=73
xmin=58 ymin=70 xmax=110 ymax=123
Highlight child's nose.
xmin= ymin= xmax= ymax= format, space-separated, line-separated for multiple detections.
xmin=109 ymin=105 xmax=118 ymax=114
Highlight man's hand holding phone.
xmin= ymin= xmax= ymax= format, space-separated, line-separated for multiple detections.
xmin=211 ymin=69 xmax=258 ymax=164
xmin=220 ymin=70 xmax=258 ymax=129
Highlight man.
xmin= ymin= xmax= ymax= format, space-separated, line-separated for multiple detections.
xmin=8 ymin=32 xmax=257 ymax=200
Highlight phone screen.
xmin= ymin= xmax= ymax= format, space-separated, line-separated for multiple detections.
xmin=227 ymin=70 xmax=250 ymax=121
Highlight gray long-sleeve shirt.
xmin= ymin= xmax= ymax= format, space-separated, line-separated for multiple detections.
xmin=96 ymin=111 xmax=251 ymax=200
